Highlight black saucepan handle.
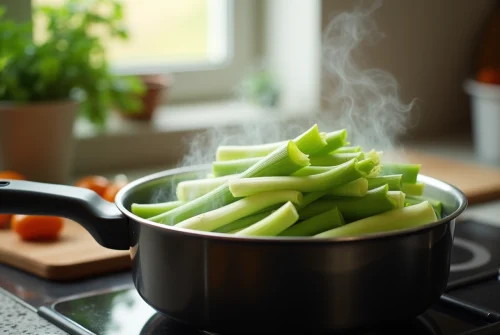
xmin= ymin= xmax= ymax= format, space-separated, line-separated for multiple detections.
xmin=0 ymin=179 xmax=130 ymax=250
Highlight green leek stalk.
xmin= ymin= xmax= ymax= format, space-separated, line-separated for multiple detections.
xmin=298 ymin=184 xmax=396 ymax=222
xmin=149 ymin=125 xmax=326 ymax=225
xmin=314 ymin=201 xmax=437 ymax=238
xmin=175 ymin=190 xmax=302 ymax=231
xmin=367 ymin=174 xmax=402 ymax=190
xmin=356 ymin=150 xmax=382 ymax=176
xmin=406 ymin=196 xmax=442 ymax=219
xmin=257 ymin=191 xmax=328 ymax=215
xmin=334 ymin=146 xmax=362 ymax=153
xmin=228 ymin=158 xmax=367 ymax=198
xmin=387 ymin=191 xmax=406 ymax=209
xmin=292 ymin=166 xmax=333 ymax=177
xmin=292 ymin=150 xmax=380 ymax=177
xmin=213 ymin=210 xmax=273 ymax=233
xmin=216 ymin=141 xmax=287 ymax=161
xmin=402 ymin=182 xmax=424 ymax=196
xmin=329 ymin=178 xmax=368 ymax=197
xmin=297 ymin=192 xmax=327 ymax=209
xmin=229 ymin=228 xmax=244 ymax=234
xmin=380 ymin=163 xmax=420 ymax=183
xmin=235 ymin=202 xmax=299 ymax=236
xmin=309 ymin=129 xmax=347 ymax=156
xmin=279 ymin=207 xmax=345 ymax=236
xmin=176 ymin=174 xmax=239 ymax=201
xmin=131 ymin=200 xmax=185 ymax=219
xmin=215 ymin=124 xmax=328 ymax=161
xmin=212 ymin=157 xmax=261 ymax=177
xmin=309 ymin=152 xmax=364 ymax=166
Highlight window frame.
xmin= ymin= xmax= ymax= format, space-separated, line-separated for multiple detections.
xmin=7 ymin=0 xmax=258 ymax=103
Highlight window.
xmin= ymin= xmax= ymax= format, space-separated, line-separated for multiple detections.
xmin=34 ymin=0 xmax=231 ymax=73
xmin=30 ymin=0 xmax=256 ymax=102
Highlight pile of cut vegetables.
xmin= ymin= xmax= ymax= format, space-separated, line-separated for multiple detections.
xmin=131 ymin=125 xmax=443 ymax=238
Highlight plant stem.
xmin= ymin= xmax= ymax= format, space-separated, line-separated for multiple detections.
xmin=228 ymin=158 xmax=366 ymax=197
xmin=334 ymin=146 xmax=362 ymax=153
xmin=402 ymin=182 xmax=424 ymax=196
xmin=149 ymin=127 xmax=320 ymax=225
xmin=213 ymin=210 xmax=273 ymax=233
xmin=212 ymin=158 xmax=261 ymax=177
xmin=329 ymin=178 xmax=368 ymax=197
xmin=314 ymin=201 xmax=437 ymax=238
xmin=235 ymin=202 xmax=299 ymax=236
xmin=298 ymin=184 xmax=396 ymax=222
xmin=406 ymin=196 xmax=442 ymax=219
xmin=216 ymin=141 xmax=287 ymax=161
xmin=292 ymin=166 xmax=333 ymax=176
xmin=298 ymin=192 xmax=328 ymax=209
xmin=387 ymin=191 xmax=406 ymax=208
xmin=356 ymin=150 xmax=382 ymax=176
xmin=367 ymin=174 xmax=402 ymax=190
xmin=229 ymin=228 xmax=244 ymax=234
xmin=309 ymin=152 xmax=364 ymax=166
xmin=380 ymin=163 xmax=420 ymax=183
xmin=175 ymin=190 xmax=302 ymax=231
xmin=310 ymin=129 xmax=347 ymax=155
xmin=279 ymin=207 xmax=344 ymax=236
xmin=292 ymin=151 xmax=380 ymax=177
xmin=215 ymin=124 xmax=327 ymax=161
xmin=131 ymin=200 xmax=185 ymax=219
xmin=176 ymin=174 xmax=239 ymax=202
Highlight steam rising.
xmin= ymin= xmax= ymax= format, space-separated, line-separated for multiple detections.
xmin=152 ymin=1 xmax=416 ymax=203
xmin=320 ymin=0 xmax=415 ymax=152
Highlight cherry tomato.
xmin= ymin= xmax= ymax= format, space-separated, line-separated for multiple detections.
xmin=11 ymin=215 xmax=64 ymax=241
xmin=102 ymin=175 xmax=129 ymax=202
xmin=0 ymin=215 xmax=10 ymax=229
xmin=0 ymin=170 xmax=26 ymax=180
xmin=0 ymin=171 xmax=26 ymax=228
xmin=75 ymin=175 xmax=110 ymax=196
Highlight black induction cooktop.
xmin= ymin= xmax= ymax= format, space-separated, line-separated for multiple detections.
xmin=38 ymin=219 xmax=500 ymax=335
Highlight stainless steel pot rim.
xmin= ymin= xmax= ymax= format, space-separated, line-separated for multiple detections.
xmin=115 ymin=164 xmax=468 ymax=244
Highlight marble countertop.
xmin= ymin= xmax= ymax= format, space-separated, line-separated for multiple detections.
xmin=0 ymin=290 xmax=67 ymax=335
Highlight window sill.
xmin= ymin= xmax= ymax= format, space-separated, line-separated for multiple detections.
xmin=72 ymin=100 xmax=309 ymax=176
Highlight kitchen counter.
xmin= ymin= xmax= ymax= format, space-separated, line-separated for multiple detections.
xmin=1 ymin=135 xmax=500 ymax=334
xmin=0 ymin=290 xmax=68 ymax=335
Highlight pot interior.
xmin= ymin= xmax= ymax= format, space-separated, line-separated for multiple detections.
xmin=117 ymin=164 xmax=467 ymax=235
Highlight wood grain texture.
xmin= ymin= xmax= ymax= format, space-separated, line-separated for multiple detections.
xmin=405 ymin=150 xmax=500 ymax=205
xmin=0 ymin=219 xmax=131 ymax=281
xmin=1 ymin=150 xmax=500 ymax=281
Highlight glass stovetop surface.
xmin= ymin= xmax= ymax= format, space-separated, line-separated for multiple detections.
xmin=42 ymin=219 xmax=500 ymax=335
xmin=48 ymin=287 xmax=492 ymax=335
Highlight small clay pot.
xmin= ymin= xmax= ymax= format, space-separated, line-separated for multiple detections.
xmin=121 ymin=74 xmax=170 ymax=121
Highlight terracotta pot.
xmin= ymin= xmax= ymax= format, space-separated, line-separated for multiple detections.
xmin=0 ymin=100 xmax=78 ymax=184
xmin=121 ymin=74 xmax=169 ymax=121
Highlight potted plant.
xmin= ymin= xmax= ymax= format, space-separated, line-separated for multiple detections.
xmin=117 ymin=74 xmax=171 ymax=121
xmin=237 ymin=70 xmax=280 ymax=108
xmin=0 ymin=0 xmax=145 ymax=184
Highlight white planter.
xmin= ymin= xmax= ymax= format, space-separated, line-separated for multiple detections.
xmin=0 ymin=100 xmax=78 ymax=184
xmin=464 ymin=79 xmax=500 ymax=164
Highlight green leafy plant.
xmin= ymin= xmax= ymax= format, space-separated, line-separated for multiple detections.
xmin=237 ymin=70 xmax=280 ymax=108
xmin=0 ymin=0 xmax=145 ymax=127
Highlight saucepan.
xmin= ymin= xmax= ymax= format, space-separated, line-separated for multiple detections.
xmin=0 ymin=164 xmax=467 ymax=334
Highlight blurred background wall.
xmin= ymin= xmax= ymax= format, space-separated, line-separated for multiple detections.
xmin=320 ymin=0 xmax=497 ymax=139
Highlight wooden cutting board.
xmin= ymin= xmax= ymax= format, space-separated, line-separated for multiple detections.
xmin=0 ymin=219 xmax=131 ymax=281
xmin=1 ymin=150 xmax=500 ymax=281
xmin=404 ymin=150 xmax=500 ymax=205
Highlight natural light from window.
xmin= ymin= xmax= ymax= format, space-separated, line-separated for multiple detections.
xmin=33 ymin=0 xmax=231 ymax=73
